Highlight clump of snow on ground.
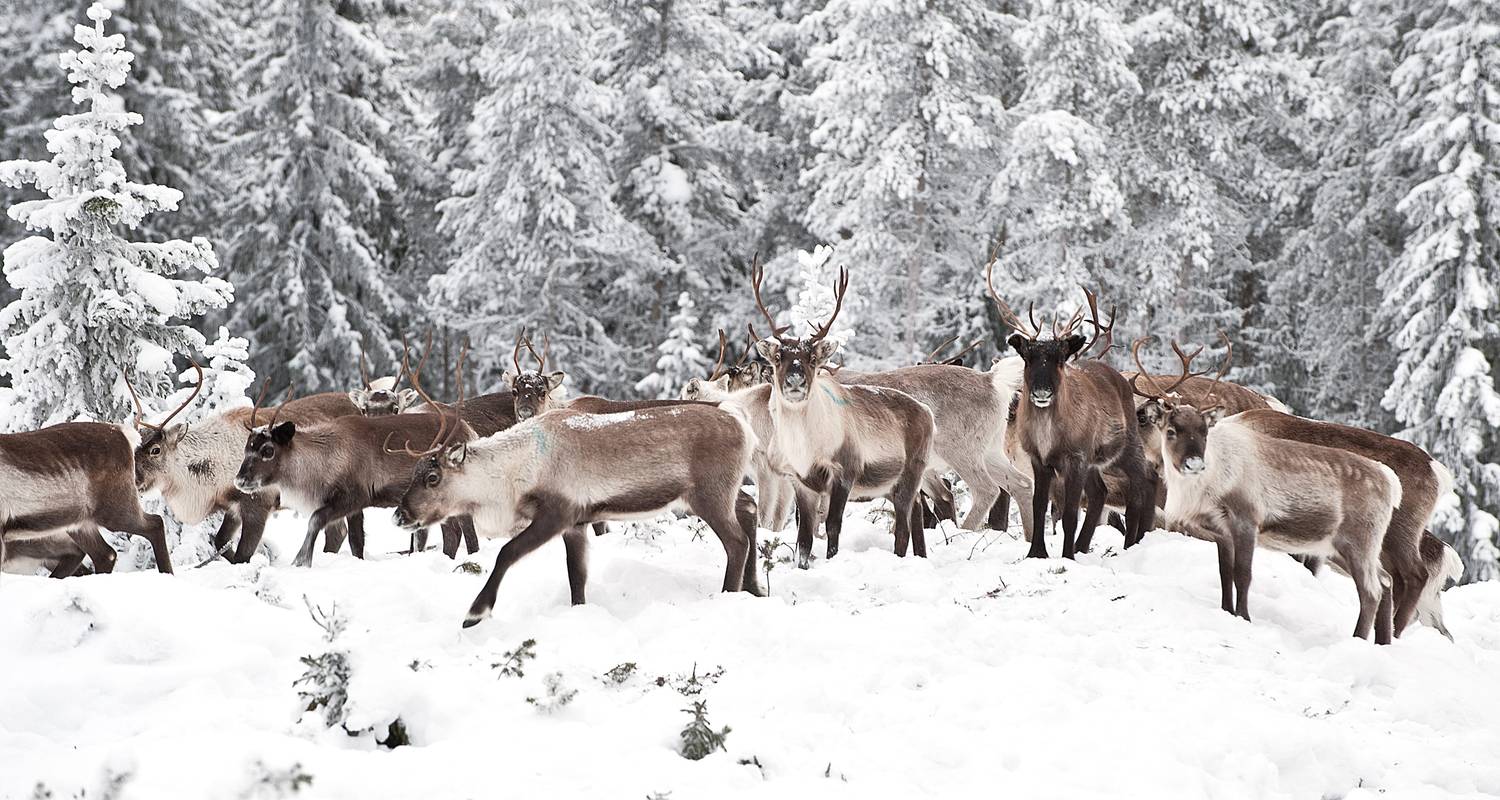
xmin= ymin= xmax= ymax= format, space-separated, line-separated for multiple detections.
xmin=2 ymin=505 xmax=1498 ymax=799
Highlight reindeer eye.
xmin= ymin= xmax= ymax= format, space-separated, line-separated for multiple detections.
xmin=260 ymin=444 xmax=275 ymax=460
xmin=1166 ymin=428 xmax=1177 ymax=439
xmin=149 ymin=445 xmax=161 ymax=457
xmin=425 ymin=471 xmax=440 ymax=487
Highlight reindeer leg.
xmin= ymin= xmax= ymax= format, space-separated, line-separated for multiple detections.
xmin=988 ymin=492 xmax=1010 ymax=534
xmin=212 ymin=507 xmax=242 ymax=553
xmin=67 ymin=526 xmax=116 ymax=575
xmin=1027 ymin=458 xmax=1053 ymax=559
xmin=441 ymin=518 xmax=462 ymax=558
xmin=561 ymin=526 xmax=589 ymax=605
xmin=1375 ymin=572 xmax=1395 ymax=645
xmin=1058 ymin=464 xmax=1086 ymax=560
xmin=1074 ymin=470 xmax=1108 ymax=554
xmin=322 ymin=518 xmax=349 ymax=554
xmin=464 ymin=504 xmax=571 ymax=628
xmin=1215 ymin=537 xmax=1236 ymax=614
xmin=825 ymin=478 xmax=852 ymax=560
xmin=346 ymin=511 xmax=366 ymax=559
xmin=463 ymin=516 xmax=480 ymax=553
xmin=792 ymin=484 xmax=821 ymax=570
xmin=693 ymin=488 xmax=750 ymax=594
xmin=47 ymin=535 xmax=86 ymax=578
xmin=734 ymin=490 xmax=765 ymax=596
xmin=232 ymin=498 xmax=272 ymax=564
xmin=100 ymin=501 xmax=172 ymax=575
xmin=1231 ymin=524 xmax=1255 ymax=622
xmin=293 ymin=507 xmax=337 ymax=568
xmin=1336 ymin=537 xmax=1384 ymax=642
xmin=893 ymin=465 xmax=926 ymax=559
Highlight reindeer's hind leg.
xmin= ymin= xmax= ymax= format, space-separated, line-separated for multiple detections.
xmin=1336 ymin=534 xmax=1385 ymax=642
xmin=1058 ymin=462 xmax=1086 ymax=560
xmin=212 ymin=507 xmax=242 ymax=553
xmin=688 ymin=478 xmax=751 ymax=593
xmin=442 ymin=516 xmax=480 ymax=559
xmin=562 ymin=526 xmax=589 ymax=605
xmin=67 ymin=526 xmax=116 ymax=575
xmin=1073 ymin=470 xmax=1108 ymax=554
xmin=824 ymin=478 xmax=852 ymax=561
xmin=322 ymin=519 xmax=349 ymax=553
xmin=891 ymin=460 xmax=927 ymax=559
xmin=99 ymin=495 xmax=172 ymax=574
xmin=734 ymin=490 xmax=764 ymax=596
xmin=346 ymin=511 xmax=365 ymax=559
xmin=464 ymin=501 xmax=571 ymax=627
xmin=1230 ymin=522 xmax=1256 ymax=622
xmin=988 ymin=492 xmax=1010 ymax=534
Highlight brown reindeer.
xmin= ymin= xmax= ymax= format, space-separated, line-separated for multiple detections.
xmin=736 ymin=258 xmax=935 ymax=568
xmin=389 ymin=389 xmax=764 ymax=627
xmin=992 ymin=270 xmax=1155 ymax=559
xmin=680 ymin=328 xmax=772 ymax=401
xmin=0 ymin=419 xmax=173 ymax=579
xmin=1138 ymin=339 xmax=1401 ymax=640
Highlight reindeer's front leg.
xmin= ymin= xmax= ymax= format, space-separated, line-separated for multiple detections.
xmin=824 ymin=477 xmax=853 ymax=560
xmin=293 ymin=506 xmax=338 ymax=568
xmin=791 ymin=483 xmax=822 ymax=570
xmin=212 ymin=506 xmax=242 ymax=553
xmin=561 ymin=526 xmax=589 ymax=605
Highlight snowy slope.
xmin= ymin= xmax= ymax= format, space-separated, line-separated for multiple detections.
xmin=1 ymin=506 xmax=1497 ymax=800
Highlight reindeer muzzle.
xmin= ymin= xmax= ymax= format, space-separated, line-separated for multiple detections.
xmin=1181 ymin=456 xmax=1206 ymax=475
xmin=233 ymin=476 xmax=262 ymax=494
xmin=1030 ymin=389 xmax=1055 ymax=408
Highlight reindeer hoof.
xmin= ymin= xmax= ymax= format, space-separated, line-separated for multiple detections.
xmin=826 ymin=545 xmax=839 ymax=560
xmin=796 ymin=554 xmax=811 ymax=570
xmin=461 ymin=617 xmax=481 ymax=629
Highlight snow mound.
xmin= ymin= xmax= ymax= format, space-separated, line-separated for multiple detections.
xmin=1 ymin=504 xmax=1497 ymax=799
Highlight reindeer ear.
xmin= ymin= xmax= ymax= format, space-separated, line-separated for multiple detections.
xmin=1202 ymin=406 xmax=1223 ymax=428
xmin=271 ymin=420 xmax=296 ymax=445
xmin=347 ymin=389 xmax=367 ymax=411
xmin=398 ymin=389 xmax=420 ymax=411
xmin=546 ymin=371 xmax=566 ymax=391
xmin=812 ymin=338 xmax=839 ymax=363
xmin=165 ymin=423 xmax=189 ymax=446
xmin=506 ymin=373 xmax=519 ymax=390
xmin=1137 ymin=400 xmax=1166 ymax=428
xmin=444 ymin=442 xmax=467 ymax=468
xmin=755 ymin=339 xmax=779 ymax=363
xmin=711 ymin=375 xmax=731 ymax=392
xmin=757 ymin=363 xmax=774 ymax=383
xmin=1065 ymin=334 xmax=1088 ymax=358
xmin=1006 ymin=334 xmax=1029 ymax=355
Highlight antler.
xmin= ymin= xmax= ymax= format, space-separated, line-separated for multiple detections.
xmin=750 ymin=252 xmax=792 ymax=339
xmin=708 ymin=329 xmax=730 ymax=380
xmin=922 ymin=334 xmax=960 ymax=364
xmin=805 ymin=265 xmax=850 ymax=345
xmin=384 ymin=338 xmax=470 ymax=458
xmin=945 ymin=338 xmax=984 ymax=365
xmin=984 ymin=230 xmax=1040 ymax=340
xmin=385 ymin=343 xmax=449 ymax=457
xmin=1129 ymin=336 xmax=1208 ymax=401
xmin=512 ymin=327 xmax=528 ymax=378
xmin=1078 ymin=287 xmax=1118 ymax=359
xmin=523 ymin=331 xmax=549 ymax=374
xmin=124 ymin=361 xmax=205 ymax=432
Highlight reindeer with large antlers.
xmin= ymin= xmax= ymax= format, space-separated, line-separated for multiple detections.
xmin=1133 ymin=337 xmax=1404 ymax=640
xmin=681 ymin=329 xmax=772 ymax=401
xmin=723 ymin=258 xmax=936 ymax=568
xmin=390 ymin=358 xmax=766 ymax=626
xmin=991 ymin=255 xmax=1155 ymax=559
xmin=1 ymin=370 xmax=187 ymax=578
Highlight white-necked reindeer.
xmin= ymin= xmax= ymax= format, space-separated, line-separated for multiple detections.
xmin=728 ymin=259 xmax=935 ymax=568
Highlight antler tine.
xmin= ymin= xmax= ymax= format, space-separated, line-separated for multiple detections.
xmin=266 ymin=385 xmax=295 ymax=430
xmin=382 ymin=431 xmax=433 ymax=458
xmin=708 ymin=329 xmax=729 ymax=380
xmin=121 ymin=368 xmax=158 ymax=431
xmin=522 ymin=330 xmax=548 ymax=374
xmin=248 ymin=379 xmax=270 ymax=429
xmin=1128 ymin=336 xmax=1179 ymax=400
xmin=750 ymin=252 xmax=791 ymax=339
xmin=806 ymin=266 xmax=850 ymax=344
xmin=512 ymin=327 xmax=527 ymax=377
xmin=439 ymin=340 xmax=471 ymax=449
xmin=946 ymin=338 xmax=984 ymax=365
xmin=1079 ymin=287 xmax=1118 ymax=359
xmin=403 ymin=343 xmax=449 ymax=453
xmin=1202 ymin=329 xmax=1233 ymax=406
xmin=985 ymin=253 xmax=1038 ymax=340
xmin=735 ymin=327 xmax=754 ymax=368
xmin=358 ymin=345 xmax=372 ymax=388
xmin=922 ymin=334 xmax=960 ymax=364
xmin=157 ymin=361 xmax=206 ymax=430
xmin=1054 ymin=305 xmax=1086 ymax=340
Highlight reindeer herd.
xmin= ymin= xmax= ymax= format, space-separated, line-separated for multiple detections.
xmin=0 ymin=254 xmax=1467 ymax=643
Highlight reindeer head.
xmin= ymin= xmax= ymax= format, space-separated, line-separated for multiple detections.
xmin=394 ymin=344 xmax=474 ymax=531
xmin=1131 ymin=334 xmax=1231 ymax=475
xmin=508 ymin=330 xmax=564 ymax=420
xmin=984 ymin=229 xmax=1116 ymax=411
xmin=750 ymin=257 xmax=849 ymax=405
xmin=347 ymin=341 xmax=420 ymax=416
xmin=681 ymin=328 xmax=770 ymax=400
xmin=233 ymin=387 xmax=296 ymax=495
xmin=127 ymin=362 xmax=206 ymax=492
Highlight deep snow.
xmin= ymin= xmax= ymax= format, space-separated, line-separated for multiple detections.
xmin=2 ymin=505 xmax=1498 ymax=800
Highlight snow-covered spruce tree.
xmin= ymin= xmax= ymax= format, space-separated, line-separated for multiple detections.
xmin=635 ymin=292 xmax=709 ymax=399
xmin=792 ymin=0 xmax=1014 ymax=365
xmin=1262 ymin=0 xmax=1402 ymax=425
xmin=990 ymin=0 xmax=1135 ymax=336
xmin=783 ymin=244 xmax=857 ymax=358
xmin=605 ymin=0 xmax=775 ymax=301
xmin=0 ymin=3 xmax=233 ymax=430
xmin=215 ymin=0 xmax=414 ymax=393
xmin=0 ymin=3 xmax=76 ymax=263
xmin=432 ymin=0 xmax=665 ymax=395
xmin=1379 ymin=0 xmax=1500 ymax=582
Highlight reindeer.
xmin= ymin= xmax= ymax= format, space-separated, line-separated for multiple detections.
xmin=0 ymin=380 xmax=176 ymax=578
xmin=132 ymin=359 xmax=404 ymax=564
xmin=1135 ymin=339 xmax=1401 ymax=640
xmin=388 ymin=386 xmax=765 ymax=627
xmin=992 ymin=268 xmax=1155 ymax=559
xmin=346 ymin=344 xmax=420 ymax=415
xmin=732 ymin=259 xmax=935 ymax=568
xmin=680 ymin=328 xmax=772 ymax=401
xmin=1211 ymin=408 xmax=1449 ymax=642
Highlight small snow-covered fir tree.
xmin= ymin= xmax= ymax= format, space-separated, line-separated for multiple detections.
xmin=784 ymin=245 xmax=857 ymax=357
xmin=1379 ymin=0 xmax=1500 ymax=582
xmin=636 ymin=292 xmax=709 ymax=399
xmin=0 ymin=3 xmax=233 ymax=430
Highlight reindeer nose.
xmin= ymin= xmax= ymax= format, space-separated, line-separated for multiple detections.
xmin=786 ymin=371 xmax=805 ymax=387
xmin=1182 ymin=456 xmax=1206 ymax=474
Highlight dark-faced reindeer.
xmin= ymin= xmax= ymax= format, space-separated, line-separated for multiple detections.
xmin=1 ymin=379 xmax=178 ymax=578
xmin=681 ymin=328 xmax=773 ymax=401
xmin=1136 ymin=340 xmax=1401 ymax=640
xmin=507 ymin=331 xmax=567 ymax=421
xmin=389 ymin=397 xmax=764 ymax=627
xmin=732 ymin=260 xmax=935 ymax=568
xmin=993 ymin=271 xmax=1155 ymax=559
xmin=1218 ymin=407 xmax=1450 ymax=642
xmin=133 ymin=363 xmax=400 ymax=564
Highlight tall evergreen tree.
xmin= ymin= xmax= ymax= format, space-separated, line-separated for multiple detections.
xmin=1379 ymin=0 xmax=1500 ymax=581
xmin=214 ymin=0 xmax=415 ymax=392
xmin=0 ymin=3 xmax=234 ymax=429
xmin=635 ymin=291 xmax=708 ymax=398
xmin=433 ymin=0 xmax=664 ymax=394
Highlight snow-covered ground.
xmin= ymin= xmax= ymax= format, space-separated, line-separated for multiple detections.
xmin=2 ymin=505 xmax=1498 ymax=800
